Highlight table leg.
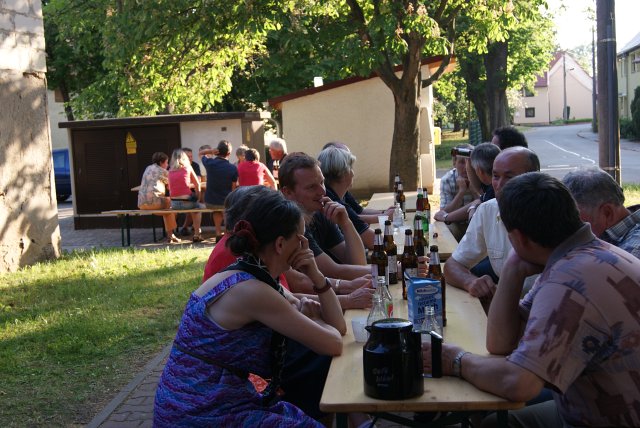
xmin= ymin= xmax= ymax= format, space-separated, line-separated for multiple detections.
xmin=118 ymin=215 xmax=126 ymax=247
xmin=335 ymin=413 xmax=348 ymax=428
xmin=125 ymin=214 xmax=131 ymax=246
xmin=496 ymin=410 xmax=508 ymax=427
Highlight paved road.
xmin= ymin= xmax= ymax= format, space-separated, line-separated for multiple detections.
xmin=526 ymin=124 xmax=640 ymax=183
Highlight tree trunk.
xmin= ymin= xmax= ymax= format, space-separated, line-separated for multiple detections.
xmin=484 ymin=41 xmax=510 ymax=133
xmin=453 ymin=120 xmax=461 ymax=132
xmin=458 ymin=51 xmax=491 ymax=141
xmin=389 ymin=78 xmax=421 ymax=191
xmin=58 ymin=81 xmax=75 ymax=121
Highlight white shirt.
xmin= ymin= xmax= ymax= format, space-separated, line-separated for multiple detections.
xmin=451 ymin=199 xmax=511 ymax=276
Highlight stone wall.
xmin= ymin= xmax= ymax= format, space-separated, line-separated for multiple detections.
xmin=0 ymin=0 xmax=61 ymax=272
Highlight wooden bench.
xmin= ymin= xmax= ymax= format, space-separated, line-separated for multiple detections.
xmin=101 ymin=208 xmax=218 ymax=246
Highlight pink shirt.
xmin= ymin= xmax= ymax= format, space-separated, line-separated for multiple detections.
xmin=237 ymin=161 xmax=269 ymax=186
xmin=168 ymin=168 xmax=192 ymax=197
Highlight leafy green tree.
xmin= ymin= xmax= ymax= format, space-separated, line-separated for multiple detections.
xmin=455 ymin=1 xmax=554 ymax=140
xmin=433 ymin=70 xmax=468 ymax=132
xmin=43 ymin=0 xmax=537 ymax=187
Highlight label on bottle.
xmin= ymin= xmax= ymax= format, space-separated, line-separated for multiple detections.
xmin=370 ymin=264 xmax=376 ymax=287
xmin=387 ymin=255 xmax=397 ymax=273
xmin=404 ymin=267 xmax=418 ymax=278
xmin=385 ymin=300 xmax=394 ymax=317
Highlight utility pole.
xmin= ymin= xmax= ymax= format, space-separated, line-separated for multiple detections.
xmin=592 ymin=25 xmax=598 ymax=133
xmin=563 ymin=52 xmax=568 ymax=121
xmin=596 ymin=0 xmax=620 ymax=183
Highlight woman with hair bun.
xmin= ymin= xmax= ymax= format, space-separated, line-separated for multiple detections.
xmin=154 ymin=190 xmax=345 ymax=427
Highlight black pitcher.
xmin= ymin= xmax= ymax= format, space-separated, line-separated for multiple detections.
xmin=363 ymin=318 xmax=424 ymax=400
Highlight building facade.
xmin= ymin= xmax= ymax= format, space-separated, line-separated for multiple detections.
xmin=617 ymin=32 xmax=640 ymax=119
xmin=268 ymin=57 xmax=455 ymax=196
xmin=514 ymin=52 xmax=594 ymax=125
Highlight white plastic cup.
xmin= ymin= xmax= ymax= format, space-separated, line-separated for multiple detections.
xmin=351 ymin=316 xmax=368 ymax=342
xmin=377 ymin=215 xmax=388 ymax=226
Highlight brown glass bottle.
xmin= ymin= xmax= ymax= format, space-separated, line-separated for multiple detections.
xmin=416 ymin=192 xmax=425 ymax=216
xmin=428 ymin=245 xmax=446 ymax=326
xmin=383 ymin=220 xmax=398 ymax=284
xmin=401 ymin=229 xmax=417 ymax=300
xmin=396 ymin=181 xmax=406 ymax=218
xmin=413 ymin=215 xmax=428 ymax=257
xmin=370 ymin=228 xmax=388 ymax=289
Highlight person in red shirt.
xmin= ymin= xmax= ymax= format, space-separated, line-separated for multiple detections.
xmin=237 ymin=148 xmax=277 ymax=188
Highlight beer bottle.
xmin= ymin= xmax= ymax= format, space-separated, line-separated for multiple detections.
xmin=416 ymin=191 xmax=425 ymax=219
xmin=370 ymin=228 xmax=388 ymax=289
xmin=428 ymin=245 xmax=446 ymax=326
xmin=393 ymin=172 xmax=400 ymax=194
xmin=396 ymin=181 xmax=406 ymax=219
xmin=413 ymin=215 xmax=428 ymax=257
xmin=383 ymin=220 xmax=398 ymax=284
xmin=423 ymin=188 xmax=431 ymax=236
xmin=401 ymin=229 xmax=417 ymax=300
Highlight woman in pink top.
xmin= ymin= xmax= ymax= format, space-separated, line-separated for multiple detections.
xmin=168 ymin=149 xmax=205 ymax=242
xmin=237 ymin=148 xmax=277 ymax=188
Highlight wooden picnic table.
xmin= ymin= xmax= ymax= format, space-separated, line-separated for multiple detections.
xmin=319 ymin=283 xmax=524 ymax=427
xmin=367 ymin=192 xmax=458 ymax=260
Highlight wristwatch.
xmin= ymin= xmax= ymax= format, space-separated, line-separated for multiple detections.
xmin=442 ymin=212 xmax=449 ymax=221
xmin=452 ymin=351 xmax=470 ymax=378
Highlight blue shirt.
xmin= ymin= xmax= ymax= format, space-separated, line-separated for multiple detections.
xmin=202 ymin=156 xmax=238 ymax=205
xmin=601 ymin=208 xmax=640 ymax=259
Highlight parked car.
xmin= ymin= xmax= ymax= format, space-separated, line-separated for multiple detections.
xmin=53 ymin=148 xmax=71 ymax=202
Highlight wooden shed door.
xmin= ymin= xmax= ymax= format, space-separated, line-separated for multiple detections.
xmin=72 ymin=125 xmax=180 ymax=214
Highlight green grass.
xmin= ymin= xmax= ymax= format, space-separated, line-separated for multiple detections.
xmin=0 ymin=247 xmax=210 ymax=427
xmin=623 ymin=184 xmax=640 ymax=206
xmin=435 ymin=130 xmax=469 ymax=170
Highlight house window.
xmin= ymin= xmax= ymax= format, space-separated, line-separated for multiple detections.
xmin=523 ymin=88 xmax=535 ymax=97
xmin=619 ymin=57 xmax=626 ymax=77
xmin=633 ymin=52 xmax=640 ymax=73
xmin=525 ymin=108 xmax=535 ymax=118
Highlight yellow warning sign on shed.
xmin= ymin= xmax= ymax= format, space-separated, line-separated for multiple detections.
xmin=125 ymin=132 xmax=137 ymax=155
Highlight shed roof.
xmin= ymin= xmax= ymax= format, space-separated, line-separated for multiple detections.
xmin=59 ymin=112 xmax=263 ymax=129
xmin=267 ymin=55 xmax=455 ymax=109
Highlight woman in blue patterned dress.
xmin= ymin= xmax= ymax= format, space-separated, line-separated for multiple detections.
xmin=154 ymin=190 xmax=346 ymax=427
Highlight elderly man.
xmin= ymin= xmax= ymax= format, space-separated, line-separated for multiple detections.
xmin=563 ymin=167 xmax=640 ymax=258
xmin=423 ymin=173 xmax=640 ymax=427
xmin=279 ymin=152 xmax=371 ymax=280
xmin=267 ymin=137 xmax=288 ymax=173
xmin=443 ymin=147 xmax=540 ymax=307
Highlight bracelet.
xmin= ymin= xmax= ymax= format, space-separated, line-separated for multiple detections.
xmin=334 ymin=279 xmax=341 ymax=293
xmin=313 ymin=277 xmax=332 ymax=294
xmin=452 ymin=351 xmax=471 ymax=378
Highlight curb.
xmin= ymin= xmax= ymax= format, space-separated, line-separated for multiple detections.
xmin=86 ymin=343 xmax=173 ymax=428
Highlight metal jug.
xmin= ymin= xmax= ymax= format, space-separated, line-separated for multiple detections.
xmin=363 ymin=318 xmax=424 ymax=400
